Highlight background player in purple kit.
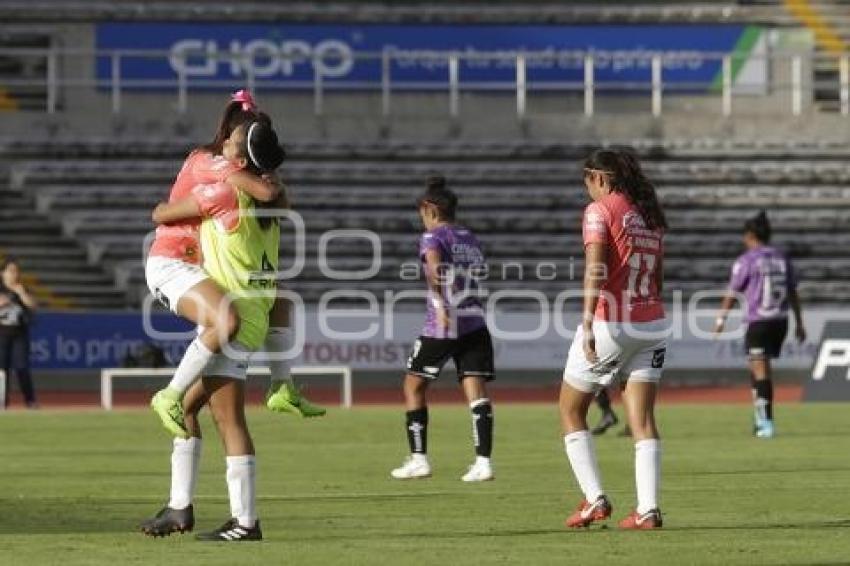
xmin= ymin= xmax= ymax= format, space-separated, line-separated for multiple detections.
xmin=390 ymin=176 xmax=496 ymax=482
xmin=714 ymin=211 xmax=806 ymax=438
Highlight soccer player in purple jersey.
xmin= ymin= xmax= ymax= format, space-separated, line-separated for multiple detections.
xmin=714 ymin=211 xmax=806 ymax=438
xmin=390 ymin=176 xmax=496 ymax=482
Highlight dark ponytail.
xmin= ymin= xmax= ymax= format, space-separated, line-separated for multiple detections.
xmin=584 ymin=148 xmax=667 ymax=231
xmin=744 ymin=210 xmax=771 ymax=243
xmin=241 ymin=117 xmax=285 ymax=175
xmin=243 ymin=116 xmax=285 ymax=232
xmin=417 ymin=175 xmax=458 ymax=221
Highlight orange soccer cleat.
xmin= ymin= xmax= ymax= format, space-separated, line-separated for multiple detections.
xmin=564 ymin=495 xmax=613 ymax=528
xmin=618 ymin=509 xmax=663 ymax=530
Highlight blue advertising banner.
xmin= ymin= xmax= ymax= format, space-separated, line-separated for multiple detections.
xmin=24 ymin=306 xmax=826 ymax=371
xmin=95 ymin=23 xmax=765 ymax=91
xmin=29 ymin=312 xmax=192 ymax=369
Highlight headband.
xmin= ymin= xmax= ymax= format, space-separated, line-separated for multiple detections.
xmin=231 ymin=89 xmax=257 ymax=112
xmin=245 ymin=122 xmax=261 ymax=169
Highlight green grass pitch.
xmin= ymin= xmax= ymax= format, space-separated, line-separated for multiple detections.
xmin=0 ymin=403 xmax=848 ymax=565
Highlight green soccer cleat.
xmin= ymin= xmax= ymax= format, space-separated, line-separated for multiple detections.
xmin=150 ymin=387 xmax=189 ymax=439
xmin=265 ymin=381 xmax=327 ymax=417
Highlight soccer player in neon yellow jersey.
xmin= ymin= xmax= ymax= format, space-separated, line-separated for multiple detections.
xmin=147 ymin=94 xmax=323 ymax=439
xmin=140 ymin=120 xmax=285 ymax=541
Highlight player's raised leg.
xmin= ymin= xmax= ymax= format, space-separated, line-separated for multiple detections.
xmin=150 ymin=279 xmax=239 ymax=438
xmin=560 ymin=379 xmax=612 ymax=528
xmin=618 ymin=378 xmax=663 ymax=530
xmin=391 ymin=373 xmax=432 ymax=479
xmin=264 ymin=297 xmax=326 ymax=417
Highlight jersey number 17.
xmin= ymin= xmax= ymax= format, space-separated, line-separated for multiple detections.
xmin=627 ymin=252 xmax=657 ymax=298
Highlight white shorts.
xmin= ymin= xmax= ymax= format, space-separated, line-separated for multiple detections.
xmin=204 ymin=341 xmax=253 ymax=381
xmin=563 ymin=319 xmax=669 ymax=393
xmin=145 ymin=256 xmax=209 ymax=313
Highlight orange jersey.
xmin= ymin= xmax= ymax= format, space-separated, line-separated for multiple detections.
xmin=582 ymin=192 xmax=665 ymax=323
xmin=191 ymin=181 xmax=240 ymax=231
xmin=148 ymin=151 xmax=241 ymax=263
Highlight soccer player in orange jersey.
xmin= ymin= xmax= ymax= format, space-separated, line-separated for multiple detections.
xmin=560 ymin=149 xmax=668 ymax=530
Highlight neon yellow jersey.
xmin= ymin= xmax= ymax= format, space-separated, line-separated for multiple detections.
xmin=197 ymin=184 xmax=279 ymax=351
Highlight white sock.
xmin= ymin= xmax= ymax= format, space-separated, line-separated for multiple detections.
xmin=564 ymin=430 xmax=604 ymax=502
xmin=167 ymin=338 xmax=215 ymax=395
xmin=168 ymin=437 xmax=201 ymax=509
xmin=226 ymin=455 xmax=257 ymax=528
xmin=635 ymin=439 xmax=661 ymax=514
xmin=754 ymin=397 xmax=769 ymax=423
xmin=411 ymin=453 xmax=429 ymax=464
xmin=264 ymin=328 xmax=293 ymax=388
xmin=475 ymin=455 xmax=491 ymax=466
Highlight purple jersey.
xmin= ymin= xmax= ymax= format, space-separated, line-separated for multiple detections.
xmin=728 ymin=246 xmax=797 ymax=323
xmin=419 ymin=224 xmax=487 ymax=338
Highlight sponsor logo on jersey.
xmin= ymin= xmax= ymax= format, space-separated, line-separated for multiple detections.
xmin=622 ymin=211 xmax=646 ymax=231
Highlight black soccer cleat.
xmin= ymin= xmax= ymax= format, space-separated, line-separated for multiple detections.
xmin=591 ymin=410 xmax=619 ymax=436
xmin=140 ymin=505 xmax=194 ymax=537
xmin=196 ymin=518 xmax=263 ymax=542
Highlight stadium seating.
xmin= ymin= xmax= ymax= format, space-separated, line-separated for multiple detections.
xmin=0 ymin=1 xmax=791 ymax=25
xmin=2 ymin=138 xmax=849 ymax=309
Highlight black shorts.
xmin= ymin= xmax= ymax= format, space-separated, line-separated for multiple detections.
xmin=0 ymin=330 xmax=30 ymax=371
xmin=745 ymin=318 xmax=788 ymax=360
xmin=406 ymin=327 xmax=495 ymax=381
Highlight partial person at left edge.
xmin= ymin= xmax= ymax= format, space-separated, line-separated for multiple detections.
xmin=0 ymin=258 xmax=38 ymax=408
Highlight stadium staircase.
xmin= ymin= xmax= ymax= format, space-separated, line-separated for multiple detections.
xmin=782 ymin=0 xmax=850 ymax=111
xmin=0 ymin=145 xmax=128 ymax=309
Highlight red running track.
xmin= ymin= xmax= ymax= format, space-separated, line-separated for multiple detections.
xmin=2 ymin=384 xmax=803 ymax=409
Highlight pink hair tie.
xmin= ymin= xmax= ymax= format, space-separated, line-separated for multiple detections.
xmin=231 ymin=89 xmax=257 ymax=111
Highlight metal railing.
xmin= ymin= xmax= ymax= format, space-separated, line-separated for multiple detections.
xmin=0 ymin=47 xmax=833 ymax=119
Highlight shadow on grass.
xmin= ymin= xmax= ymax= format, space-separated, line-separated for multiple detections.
xmin=659 ymin=519 xmax=850 ymax=532
xmin=259 ymin=491 xmax=458 ymax=503
xmin=0 ymin=492 xmax=457 ymax=535
xmin=268 ymin=519 xmax=850 ymax=543
xmin=2 ymin=493 xmax=848 ymax=538
xmin=673 ymin=466 xmax=850 ymax=477
xmin=0 ymin=497 xmax=175 ymax=535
